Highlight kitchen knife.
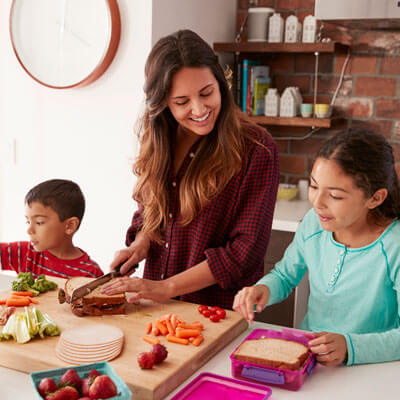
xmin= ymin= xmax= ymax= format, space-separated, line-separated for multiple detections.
xmin=70 ymin=262 xmax=137 ymax=303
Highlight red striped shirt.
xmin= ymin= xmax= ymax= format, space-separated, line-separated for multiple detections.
xmin=0 ymin=241 xmax=103 ymax=279
xmin=126 ymin=122 xmax=279 ymax=309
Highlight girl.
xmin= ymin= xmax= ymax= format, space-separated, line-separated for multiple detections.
xmin=234 ymin=128 xmax=400 ymax=366
xmin=102 ymin=30 xmax=279 ymax=309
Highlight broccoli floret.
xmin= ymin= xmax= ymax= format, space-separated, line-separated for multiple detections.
xmin=11 ymin=280 xmax=40 ymax=296
xmin=31 ymin=275 xmax=57 ymax=293
xmin=16 ymin=272 xmax=35 ymax=286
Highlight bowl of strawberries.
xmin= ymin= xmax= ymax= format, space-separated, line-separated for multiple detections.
xmin=30 ymin=361 xmax=131 ymax=400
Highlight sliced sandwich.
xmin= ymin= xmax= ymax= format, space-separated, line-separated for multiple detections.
xmin=60 ymin=276 xmax=126 ymax=317
xmin=233 ymin=338 xmax=309 ymax=371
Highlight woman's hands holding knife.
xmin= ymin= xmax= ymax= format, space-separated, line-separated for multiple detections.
xmin=110 ymin=231 xmax=150 ymax=275
xmin=101 ymin=231 xmax=174 ymax=302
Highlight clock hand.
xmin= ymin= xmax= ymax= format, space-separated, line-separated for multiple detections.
xmin=55 ymin=21 xmax=91 ymax=47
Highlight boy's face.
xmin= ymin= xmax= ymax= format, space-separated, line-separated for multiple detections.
xmin=25 ymin=201 xmax=69 ymax=253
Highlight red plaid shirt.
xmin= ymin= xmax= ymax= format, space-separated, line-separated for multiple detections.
xmin=126 ymin=122 xmax=279 ymax=309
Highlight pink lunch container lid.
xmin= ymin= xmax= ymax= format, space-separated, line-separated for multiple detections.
xmin=169 ymin=372 xmax=272 ymax=400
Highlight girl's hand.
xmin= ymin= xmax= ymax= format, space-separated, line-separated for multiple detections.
xmin=232 ymin=285 xmax=270 ymax=323
xmin=308 ymin=332 xmax=347 ymax=366
xmin=101 ymin=276 xmax=173 ymax=303
xmin=110 ymin=231 xmax=150 ymax=275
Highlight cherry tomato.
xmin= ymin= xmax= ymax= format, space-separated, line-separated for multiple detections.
xmin=209 ymin=314 xmax=221 ymax=323
xmin=202 ymin=309 xmax=212 ymax=318
xmin=209 ymin=306 xmax=221 ymax=314
xmin=215 ymin=309 xmax=226 ymax=319
xmin=198 ymin=305 xmax=208 ymax=314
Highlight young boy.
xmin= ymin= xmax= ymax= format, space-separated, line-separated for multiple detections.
xmin=0 ymin=179 xmax=103 ymax=278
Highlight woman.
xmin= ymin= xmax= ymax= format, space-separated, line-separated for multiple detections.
xmin=102 ymin=30 xmax=279 ymax=309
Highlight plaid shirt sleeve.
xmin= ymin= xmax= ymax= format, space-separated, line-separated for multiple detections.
xmin=205 ymin=132 xmax=279 ymax=290
xmin=126 ymin=204 xmax=144 ymax=246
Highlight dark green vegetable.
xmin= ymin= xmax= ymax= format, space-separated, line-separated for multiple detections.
xmin=11 ymin=272 xmax=57 ymax=296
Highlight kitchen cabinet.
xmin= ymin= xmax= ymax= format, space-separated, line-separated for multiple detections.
xmin=213 ymin=41 xmax=349 ymax=128
xmin=259 ymin=200 xmax=311 ymax=328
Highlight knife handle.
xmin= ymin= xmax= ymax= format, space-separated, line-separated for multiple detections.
xmin=114 ymin=262 xmax=138 ymax=276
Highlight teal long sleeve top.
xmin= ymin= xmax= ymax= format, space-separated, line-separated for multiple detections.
xmin=258 ymin=209 xmax=400 ymax=365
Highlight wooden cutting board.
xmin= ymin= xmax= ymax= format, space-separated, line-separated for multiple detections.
xmin=0 ymin=277 xmax=248 ymax=399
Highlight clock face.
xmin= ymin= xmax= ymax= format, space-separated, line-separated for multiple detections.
xmin=10 ymin=0 xmax=120 ymax=88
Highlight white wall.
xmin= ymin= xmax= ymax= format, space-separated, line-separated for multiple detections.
xmin=0 ymin=0 xmax=237 ymax=274
xmin=0 ymin=0 xmax=152 ymax=272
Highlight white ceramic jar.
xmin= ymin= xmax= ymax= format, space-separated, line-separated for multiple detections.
xmin=264 ymin=88 xmax=280 ymax=117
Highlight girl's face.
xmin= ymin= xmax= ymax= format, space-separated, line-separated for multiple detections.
xmin=309 ymin=158 xmax=376 ymax=234
xmin=167 ymin=66 xmax=221 ymax=138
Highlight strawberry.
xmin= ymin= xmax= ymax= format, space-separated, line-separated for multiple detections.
xmin=151 ymin=343 xmax=168 ymax=364
xmin=44 ymin=386 xmax=79 ymax=400
xmin=88 ymin=369 xmax=101 ymax=380
xmin=137 ymin=351 xmax=156 ymax=369
xmin=38 ymin=377 xmax=58 ymax=397
xmin=81 ymin=378 xmax=90 ymax=397
xmin=59 ymin=368 xmax=81 ymax=390
xmin=88 ymin=375 xmax=117 ymax=399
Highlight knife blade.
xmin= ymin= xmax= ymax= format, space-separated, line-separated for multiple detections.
xmin=70 ymin=262 xmax=137 ymax=303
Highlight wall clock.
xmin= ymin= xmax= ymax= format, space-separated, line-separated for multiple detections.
xmin=9 ymin=0 xmax=121 ymax=89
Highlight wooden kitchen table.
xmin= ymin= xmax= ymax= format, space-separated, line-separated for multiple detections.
xmin=1 ymin=272 xmax=399 ymax=399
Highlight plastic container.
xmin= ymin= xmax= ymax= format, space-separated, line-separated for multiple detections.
xmin=30 ymin=361 xmax=132 ymax=400
xmin=170 ymin=372 xmax=272 ymax=400
xmin=230 ymin=328 xmax=316 ymax=391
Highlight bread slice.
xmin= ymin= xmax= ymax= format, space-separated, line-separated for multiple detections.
xmin=63 ymin=277 xmax=126 ymax=317
xmin=233 ymin=338 xmax=309 ymax=371
xmin=64 ymin=277 xmax=125 ymax=305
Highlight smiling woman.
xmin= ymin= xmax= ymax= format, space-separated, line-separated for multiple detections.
xmin=101 ymin=29 xmax=280 ymax=309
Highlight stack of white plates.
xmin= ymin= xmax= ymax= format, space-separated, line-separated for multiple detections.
xmin=55 ymin=324 xmax=124 ymax=365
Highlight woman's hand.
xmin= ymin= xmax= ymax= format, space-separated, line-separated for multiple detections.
xmin=110 ymin=231 xmax=150 ymax=275
xmin=232 ymin=284 xmax=270 ymax=323
xmin=101 ymin=276 xmax=173 ymax=303
xmin=308 ymin=332 xmax=347 ymax=366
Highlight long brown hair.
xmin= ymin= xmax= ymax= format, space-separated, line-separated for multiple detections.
xmin=134 ymin=30 xmax=254 ymax=242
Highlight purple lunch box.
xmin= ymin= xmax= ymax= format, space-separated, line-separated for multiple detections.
xmin=230 ymin=328 xmax=316 ymax=391
xmin=170 ymin=372 xmax=272 ymax=400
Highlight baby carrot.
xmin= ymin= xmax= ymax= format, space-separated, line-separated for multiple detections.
xmin=145 ymin=322 xmax=152 ymax=335
xmin=11 ymin=291 xmax=33 ymax=297
xmin=176 ymin=328 xmax=201 ymax=339
xmin=170 ymin=314 xmax=178 ymax=331
xmin=165 ymin=319 xmax=175 ymax=335
xmin=152 ymin=326 xmax=160 ymax=336
xmin=0 ymin=299 xmax=6 ymax=305
xmin=166 ymin=334 xmax=189 ymax=345
xmin=192 ymin=334 xmax=204 ymax=347
xmin=143 ymin=335 xmax=160 ymax=345
xmin=156 ymin=320 xmax=169 ymax=336
xmin=178 ymin=322 xmax=204 ymax=331
xmin=6 ymin=297 xmax=30 ymax=307
xmin=28 ymin=297 xmax=39 ymax=304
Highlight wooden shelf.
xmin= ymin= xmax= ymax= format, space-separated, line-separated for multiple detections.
xmin=250 ymin=116 xmax=332 ymax=128
xmin=213 ymin=41 xmax=348 ymax=54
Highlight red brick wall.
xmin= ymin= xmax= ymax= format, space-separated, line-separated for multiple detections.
xmin=237 ymin=0 xmax=400 ymax=182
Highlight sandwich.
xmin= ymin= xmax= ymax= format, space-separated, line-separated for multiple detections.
xmin=59 ymin=277 xmax=126 ymax=317
xmin=233 ymin=337 xmax=309 ymax=371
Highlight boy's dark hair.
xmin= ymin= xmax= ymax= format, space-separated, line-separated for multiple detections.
xmin=25 ymin=179 xmax=85 ymax=228
xmin=316 ymin=128 xmax=400 ymax=223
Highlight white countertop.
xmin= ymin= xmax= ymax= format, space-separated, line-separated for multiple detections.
xmin=272 ymin=199 xmax=311 ymax=232
xmin=1 ymin=273 xmax=399 ymax=400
